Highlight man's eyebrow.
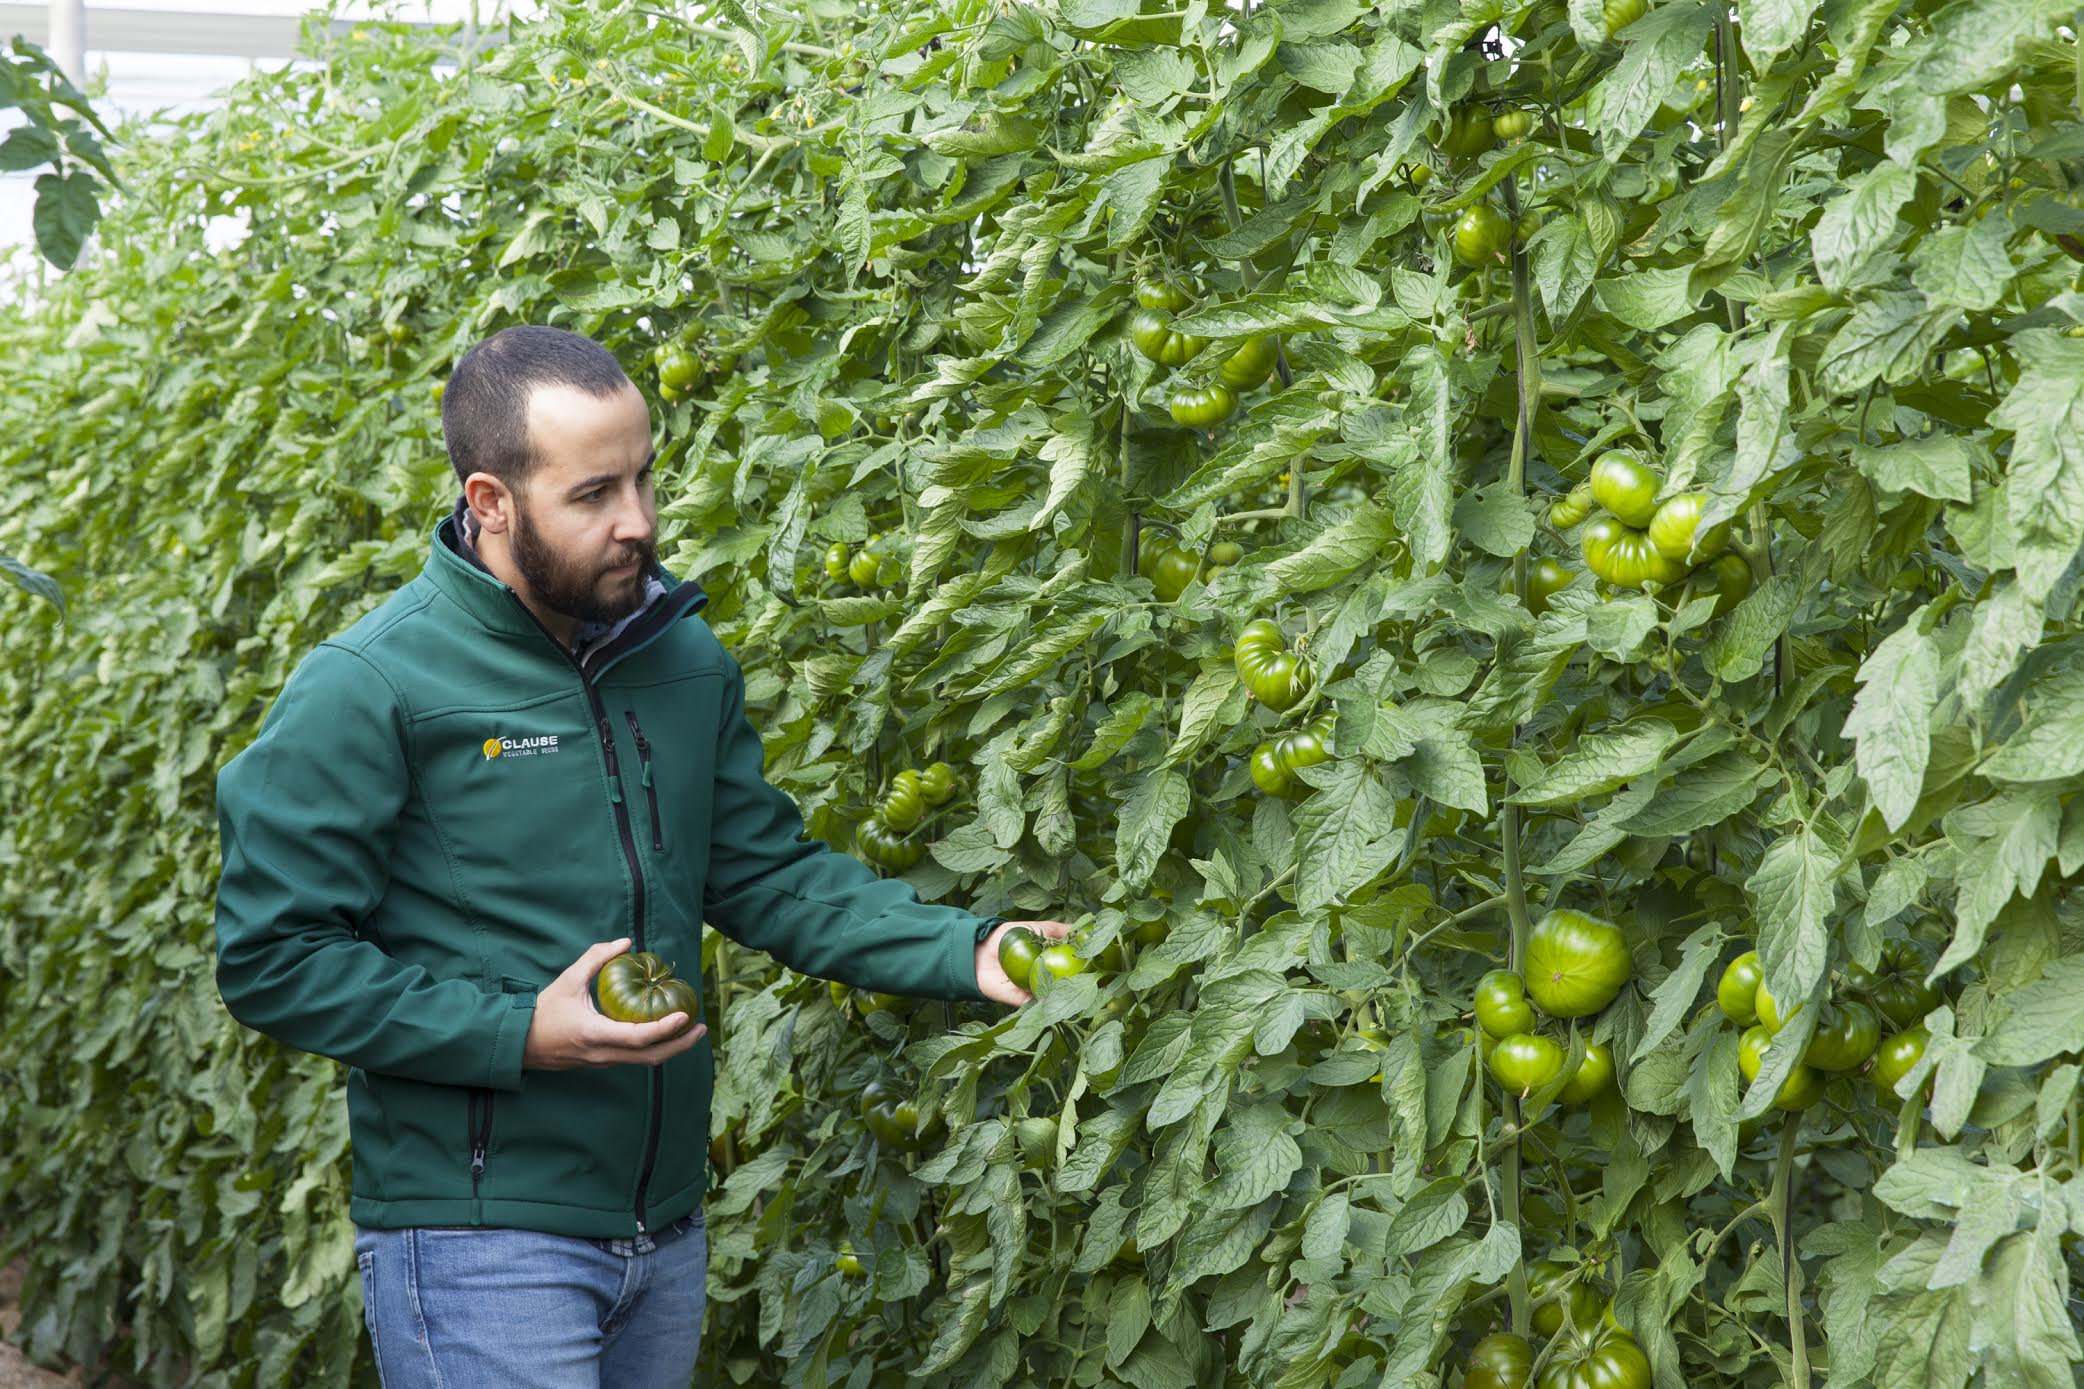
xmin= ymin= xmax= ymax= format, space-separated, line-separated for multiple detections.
xmin=567 ymin=454 xmax=657 ymax=497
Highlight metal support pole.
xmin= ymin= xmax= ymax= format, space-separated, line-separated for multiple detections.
xmin=48 ymin=0 xmax=84 ymax=86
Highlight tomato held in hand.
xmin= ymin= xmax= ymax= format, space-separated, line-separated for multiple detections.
xmin=1464 ymin=1333 xmax=1533 ymax=1389
xmin=1168 ymin=382 xmax=1239 ymax=429
xmin=595 ymin=951 xmax=701 ymax=1028
xmin=1559 ymin=1041 xmax=1615 ymax=1104
xmin=1489 ymin=1032 xmax=1566 ymax=1093
xmin=1218 ymin=336 xmax=1279 ymax=391
xmin=1589 ymin=452 xmax=1662 ymax=528
xmin=1037 ymin=943 xmax=1089 ymax=981
xmin=1474 ymin=969 xmax=1536 ymax=1039
xmin=1455 ymin=205 xmax=1514 ymax=266
xmin=1717 ymin=951 xmax=1765 ymax=1024
xmin=997 ymin=926 xmax=1044 ymax=992
xmin=1524 ymin=910 xmax=1632 ymax=1018
xmin=1646 ymin=492 xmax=1730 ymax=563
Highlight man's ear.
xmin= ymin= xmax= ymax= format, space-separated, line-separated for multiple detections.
xmin=465 ymin=474 xmax=514 ymax=535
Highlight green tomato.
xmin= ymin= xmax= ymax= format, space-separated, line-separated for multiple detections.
xmin=1645 ymin=493 xmax=1730 ymax=563
xmin=1804 ymin=999 xmax=1881 ymax=1072
xmin=1489 ymin=1032 xmax=1566 ymax=1093
xmin=1738 ymin=1025 xmax=1823 ymax=1110
xmin=1589 ymin=452 xmax=1663 ymax=528
xmin=1233 ymin=619 xmax=1311 ymax=712
xmin=1524 ymin=910 xmax=1632 ymax=1018
xmin=1464 ymin=1333 xmax=1534 ymax=1389
xmin=1755 ymin=980 xmax=1796 ymax=1034
xmin=1168 ymin=382 xmax=1240 ymax=429
xmin=1870 ymin=1026 xmax=1930 ymax=1096
xmin=1528 ymin=1260 xmax=1608 ymax=1339
xmin=595 ymin=951 xmax=701 ymax=1028
xmin=882 ymin=783 xmax=925 ymax=831
xmin=1492 ymin=108 xmax=1535 ymax=140
xmin=1218 ymin=336 xmax=1279 ymax=391
xmin=1603 ymin=0 xmax=1647 ymax=34
xmin=1151 ymin=543 xmax=1203 ymax=601
xmin=1249 ymin=742 xmax=1294 ymax=796
xmin=1584 ymin=523 xmax=1685 ymax=589
xmin=1135 ymin=276 xmax=1192 ymax=312
xmin=1689 ymin=553 xmax=1755 ymax=616
xmin=1455 ymin=205 xmax=1514 ymax=267
xmin=918 ymin=761 xmax=958 ymax=807
xmin=1549 ymin=481 xmax=1595 ymax=529
xmin=1037 ymin=943 xmax=1088 ymax=980
xmin=1474 ymin=969 xmax=1537 ymax=1039
xmin=823 ymin=542 xmax=850 ymax=582
xmin=997 ymin=926 xmax=1044 ymax=991
xmin=1210 ymin=541 xmax=1244 ymax=565
xmin=1527 ymin=557 xmax=1572 ymax=614
xmin=835 ymin=1244 xmax=866 ymax=1278
xmin=1130 ymin=307 xmax=1177 ymax=361
xmin=657 ymin=348 xmax=702 ymax=392
xmin=1440 ymin=105 xmax=1496 ymax=159
xmin=1854 ymin=939 xmax=1943 ymax=1026
xmin=1559 ymin=1041 xmax=1615 ymax=1104
xmin=1717 ymin=951 xmax=1764 ymax=1024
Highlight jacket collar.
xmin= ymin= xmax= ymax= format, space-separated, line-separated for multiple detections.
xmin=423 ymin=497 xmax=706 ymax=669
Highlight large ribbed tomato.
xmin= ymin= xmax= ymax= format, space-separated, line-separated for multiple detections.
xmin=1524 ymin=910 xmax=1632 ymax=1018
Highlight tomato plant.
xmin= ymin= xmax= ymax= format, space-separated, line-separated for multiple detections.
xmin=3 ymin=0 xmax=2082 ymax=1385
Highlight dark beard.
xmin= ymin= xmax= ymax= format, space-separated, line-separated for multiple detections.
xmin=509 ymin=501 xmax=654 ymax=629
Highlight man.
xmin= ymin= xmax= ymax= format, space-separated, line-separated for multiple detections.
xmin=212 ymin=324 xmax=1068 ymax=1387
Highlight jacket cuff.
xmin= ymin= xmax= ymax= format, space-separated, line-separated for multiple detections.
xmin=489 ymin=990 xmax=536 ymax=1091
xmin=952 ymin=916 xmax=1005 ymax=1002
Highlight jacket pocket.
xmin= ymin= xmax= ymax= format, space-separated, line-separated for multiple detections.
xmin=625 ymin=709 xmax=664 ymax=853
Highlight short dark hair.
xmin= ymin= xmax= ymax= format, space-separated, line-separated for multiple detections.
xmin=440 ymin=325 xmax=634 ymax=493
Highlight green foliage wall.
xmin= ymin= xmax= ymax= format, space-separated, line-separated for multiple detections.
xmin=3 ymin=0 xmax=2083 ymax=1386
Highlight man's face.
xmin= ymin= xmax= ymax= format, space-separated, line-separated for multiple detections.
xmin=501 ymin=382 xmax=657 ymax=627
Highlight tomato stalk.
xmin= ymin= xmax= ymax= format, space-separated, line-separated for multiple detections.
xmin=1768 ymin=1120 xmax=1813 ymax=1389
xmin=1497 ymin=170 xmax=1542 ymax=1339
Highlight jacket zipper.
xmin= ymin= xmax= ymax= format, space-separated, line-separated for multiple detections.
xmin=502 ymin=591 xmax=682 ymax=1233
xmin=466 ymin=1088 xmax=493 ymax=1197
xmin=625 ymin=710 xmax=664 ymax=853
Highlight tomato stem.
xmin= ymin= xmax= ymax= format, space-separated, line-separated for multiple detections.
xmin=1769 ymin=1119 xmax=1812 ymax=1389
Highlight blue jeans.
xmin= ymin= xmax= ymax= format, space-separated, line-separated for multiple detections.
xmin=354 ymin=1211 xmax=707 ymax=1388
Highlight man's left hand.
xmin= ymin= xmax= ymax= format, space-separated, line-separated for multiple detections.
xmin=975 ymin=919 xmax=1074 ymax=1005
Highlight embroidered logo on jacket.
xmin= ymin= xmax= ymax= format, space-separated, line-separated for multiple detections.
xmin=482 ymin=734 xmax=562 ymax=760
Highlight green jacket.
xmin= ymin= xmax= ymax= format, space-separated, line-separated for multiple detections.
xmin=213 ymin=508 xmax=995 ymax=1237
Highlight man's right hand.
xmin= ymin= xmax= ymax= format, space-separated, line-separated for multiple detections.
xmin=522 ymin=938 xmax=708 ymax=1071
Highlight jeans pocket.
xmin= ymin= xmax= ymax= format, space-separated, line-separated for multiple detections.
xmin=357 ymin=1248 xmax=382 ymax=1362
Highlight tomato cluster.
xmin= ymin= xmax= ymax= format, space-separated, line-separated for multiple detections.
xmin=1127 ymin=272 xmax=1281 ymax=432
xmin=858 ymin=1079 xmax=940 ymax=1152
xmin=1477 ymin=911 xmax=1632 ymax=1101
xmin=825 ymin=532 xmax=903 ymax=590
xmin=1232 ymin=618 xmax=1311 ymax=711
xmin=1537 ymin=451 xmax=1756 ymax=613
xmin=854 ymin=762 xmax=958 ymax=872
xmin=1715 ymin=937 xmax=1942 ymax=1111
